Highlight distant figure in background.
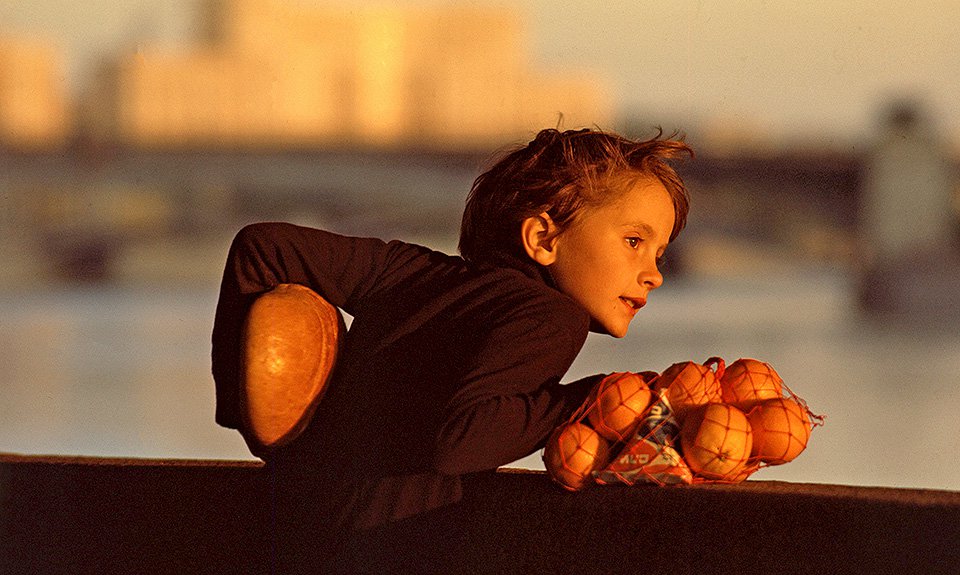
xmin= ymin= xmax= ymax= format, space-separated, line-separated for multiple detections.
xmin=857 ymin=99 xmax=959 ymax=316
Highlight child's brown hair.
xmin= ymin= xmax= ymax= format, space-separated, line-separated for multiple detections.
xmin=459 ymin=127 xmax=692 ymax=264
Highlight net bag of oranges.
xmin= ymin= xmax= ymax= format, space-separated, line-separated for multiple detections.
xmin=542 ymin=357 xmax=824 ymax=490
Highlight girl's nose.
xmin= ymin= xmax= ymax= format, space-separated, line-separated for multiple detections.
xmin=639 ymin=262 xmax=664 ymax=290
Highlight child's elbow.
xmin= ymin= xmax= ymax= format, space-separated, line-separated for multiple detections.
xmin=432 ymin=443 xmax=477 ymax=476
xmin=432 ymin=456 xmax=467 ymax=477
xmin=432 ymin=402 xmax=521 ymax=475
xmin=433 ymin=429 xmax=516 ymax=475
xmin=232 ymin=222 xmax=293 ymax=251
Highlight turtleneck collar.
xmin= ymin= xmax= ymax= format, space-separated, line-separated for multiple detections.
xmin=479 ymin=250 xmax=558 ymax=290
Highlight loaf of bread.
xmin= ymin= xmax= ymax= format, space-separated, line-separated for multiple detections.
xmin=242 ymin=283 xmax=341 ymax=449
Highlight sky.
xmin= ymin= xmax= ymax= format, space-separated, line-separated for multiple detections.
xmin=3 ymin=0 xmax=960 ymax=149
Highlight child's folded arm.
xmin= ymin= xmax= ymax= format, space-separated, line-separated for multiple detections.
xmin=212 ymin=221 xmax=430 ymax=429
xmin=430 ymin=311 xmax=595 ymax=475
xmin=431 ymin=374 xmax=600 ymax=475
xmin=222 ymin=221 xmax=428 ymax=312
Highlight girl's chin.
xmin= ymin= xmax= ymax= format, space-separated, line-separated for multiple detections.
xmin=609 ymin=326 xmax=629 ymax=338
xmin=589 ymin=319 xmax=630 ymax=338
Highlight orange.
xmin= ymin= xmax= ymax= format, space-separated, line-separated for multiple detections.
xmin=719 ymin=358 xmax=784 ymax=412
xmin=653 ymin=359 xmax=723 ymax=421
xmin=587 ymin=372 xmax=653 ymax=442
xmin=543 ymin=423 xmax=610 ymax=491
xmin=680 ymin=403 xmax=753 ymax=481
xmin=747 ymin=397 xmax=812 ymax=464
xmin=726 ymin=460 xmax=762 ymax=484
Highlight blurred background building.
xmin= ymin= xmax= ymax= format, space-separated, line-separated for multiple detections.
xmin=0 ymin=37 xmax=71 ymax=149
xmin=856 ymin=99 xmax=960 ymax=320
xmin=92 ymin=0 xmax=608 ymax=149
xmin=0 ymin=0 xmax=611 ymax=283
xmin=4 ymin=0 xmax=609 ymax=151
xmin=1 ymin=0 xmax=960 ymax=491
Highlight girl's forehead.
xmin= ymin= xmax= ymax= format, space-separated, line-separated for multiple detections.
xmin=610 ymin=177 xmax=670 ymax=207
xmin=608 ymin=181 xmax=675 ymax=229
xmin=590 ymin=171 xmax=659 ymax=201
xmin=561 ymin=172 xmax=675 ymax=231
xmin=578 ymin=179 xmax=671 ymax=216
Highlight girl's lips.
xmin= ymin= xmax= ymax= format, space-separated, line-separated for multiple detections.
xmin=620 ymin=296 xmax=646 ymax=313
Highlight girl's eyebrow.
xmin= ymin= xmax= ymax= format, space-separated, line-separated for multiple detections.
xmin=622 ymin=222 xmax=655 ymax=235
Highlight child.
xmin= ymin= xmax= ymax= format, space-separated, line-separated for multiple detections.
xmin=211 ymin=127 xmax=691 ymax=572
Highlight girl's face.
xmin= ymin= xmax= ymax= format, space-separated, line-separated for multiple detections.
xmin=547 ymin=177 xmax=676 ymax=337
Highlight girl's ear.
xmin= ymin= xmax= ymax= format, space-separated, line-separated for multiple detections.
xmin=521 ymin=212 xmax=560 ymax=265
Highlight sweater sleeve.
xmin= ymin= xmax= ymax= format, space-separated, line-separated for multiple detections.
xmin=431 ymin=299 xmax=597 ymax=475
xmin=211 ymin=222 xmax=426 ymax=428
xmin=217 ymin=221 xmax=424 ymax=312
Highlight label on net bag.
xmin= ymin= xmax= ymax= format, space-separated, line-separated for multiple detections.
xmin=594 ymin=395 xmax=693 ymax=486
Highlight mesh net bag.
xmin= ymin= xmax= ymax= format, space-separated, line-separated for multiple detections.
xmin=543 ymin=357 xmax=824 ymax=490
xmin=586 ymin=371 xmax=657 ymax=442
xmin=542 ymin=422 xmax=611 ymax=492
xmin=652 ymin=358 xmax=724 ymax=421
xmin=719 ymin=358 xmax=784 ymax=410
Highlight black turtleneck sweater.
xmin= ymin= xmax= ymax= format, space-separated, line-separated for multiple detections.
xmin=211 ymin=221 xmax=597 ymax=554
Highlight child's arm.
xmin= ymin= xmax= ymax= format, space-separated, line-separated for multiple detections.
xmin=215 ymin=221 xmax=415 ymax=310
xmin=432 ymin=298 xmax=599 ymax=475
xmin=211 ymin=222 xmax=422 ymax=429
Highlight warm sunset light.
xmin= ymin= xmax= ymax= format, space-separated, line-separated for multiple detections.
xmin=0 ymin=37 xmax=70 ymax=148
xmin=0 ymin=0 xmax=611 ymax=150
xmin=1 ymin=0 xmax=959 ymax=504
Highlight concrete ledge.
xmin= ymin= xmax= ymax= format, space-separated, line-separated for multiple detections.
xmin=2 ymin=453 xmax=959 ymax=574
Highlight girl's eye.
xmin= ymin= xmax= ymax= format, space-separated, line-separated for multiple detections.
xmin=626 ymin=237 xmax=641 ymax=249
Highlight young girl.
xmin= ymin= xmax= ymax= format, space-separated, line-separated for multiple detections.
xmin=211 ymin=127 xmax=691 ymax=572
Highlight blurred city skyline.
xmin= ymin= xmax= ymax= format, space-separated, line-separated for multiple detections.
xmin=1 ymin=1 xmax=612 ymax=150
xmin=2 ymin=0 xmax=959 ymax=150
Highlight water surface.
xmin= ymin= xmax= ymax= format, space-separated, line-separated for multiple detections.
xmin=2 ymin=265 xmax=957 ymax=491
